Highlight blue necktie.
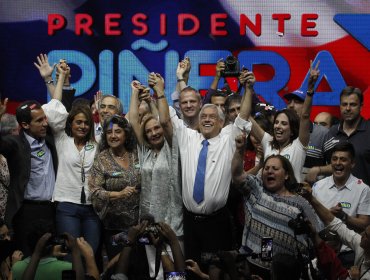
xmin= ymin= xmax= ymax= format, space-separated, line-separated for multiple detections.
xmin=193 ymin=139 xmax=209 ymax=204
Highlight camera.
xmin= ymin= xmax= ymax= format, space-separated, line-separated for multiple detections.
xmin=221 ymin=55 xmax=240 ymax=77
xmin=111 ymin=230 xmax=129 ymax=246
xmin=137 ymin=223 xmax=159 ymax=245
xmin=288 ymin=213 xmax=311 ymax=235
xmin=46 ymin=235 xmax=68 ymax=252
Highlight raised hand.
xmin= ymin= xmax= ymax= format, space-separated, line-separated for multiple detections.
xmin=0 ymin=97 xmax=8 ymax=117
xmin=235 ymin=130 xmax=247 ymax=151
xmin=127 ymin=220 xmax=148 ymax=243
xmin=12 ymin=250 xmax=24 ymax=264
xmin=76 ymin=237 xmax=94 ymax=259
xmin=216 ymin=59 xmax=226 ymax=78
xmin=239 ymin=70 xmax=256 ymax=88
xmin=139 ymin=87 xmax=151 ymax=103
xmin=93 ymin=90 xmax=103 ymax=114
xmin=33 ymin=232 xmax=52 ymax=257
xmin=157 ymin=222 xmax=177 ymax=246
xmin=184 ymin=57 xmax=191 ymax=75
xmin=148 ymin=72 xmax=165 ymax=93
xmin=34 ymin=54 xmax=55 ymax=80
xmin=176 ymin=60 xmax=187 ymax=80
xmin=308 ymin=60 xmax=320 ymax=92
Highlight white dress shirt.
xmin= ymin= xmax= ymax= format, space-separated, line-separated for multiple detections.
xmin=170 ymin=107 xmax=251 ymax=214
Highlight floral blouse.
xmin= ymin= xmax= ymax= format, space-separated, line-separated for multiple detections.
xmin=0 ymin=155 xmax=9 ymax=219
xmin=89 ymin=149 xmax=140 ymax=230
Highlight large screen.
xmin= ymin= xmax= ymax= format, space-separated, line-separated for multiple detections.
xmin=0 ymin=0 xmax=369 ymax=118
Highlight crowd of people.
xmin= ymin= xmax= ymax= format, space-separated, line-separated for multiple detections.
xmin=0 ymin=53 xmax=369 ymax=280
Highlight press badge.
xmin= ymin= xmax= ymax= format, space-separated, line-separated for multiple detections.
xmin=36 ymin=150 xmax=45 ymax=157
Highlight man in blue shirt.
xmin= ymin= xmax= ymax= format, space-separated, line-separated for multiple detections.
xmin=0 ymin=99 xmax=58 ymax=256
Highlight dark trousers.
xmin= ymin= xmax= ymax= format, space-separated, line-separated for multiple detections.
xmin=13 ymin=201 xmax=55 ymax=257
xmin=183 ymin=207 xmax=233 ymax=265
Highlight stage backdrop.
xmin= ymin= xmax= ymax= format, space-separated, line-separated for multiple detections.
xmin=0 ymin=0 xmax=369 ymax=118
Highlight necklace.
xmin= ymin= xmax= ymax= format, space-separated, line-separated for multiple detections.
xmin=110 ymin=148 xmax=128 ymax=160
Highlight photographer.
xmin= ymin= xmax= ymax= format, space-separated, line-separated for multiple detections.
xmin=11 ymin=220 xmax=74 ymax=280
xmin=111 ymin=221 xmax=185 ymax=280
xmin=232 ymin=132 xmax=321 ymax=276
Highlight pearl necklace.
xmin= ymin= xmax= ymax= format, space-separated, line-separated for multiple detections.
xmin=110 ymin=148 xmax=128 ymax=160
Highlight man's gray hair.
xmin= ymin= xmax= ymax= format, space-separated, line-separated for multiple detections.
xmin=1 ymin=113 xmax=18 ymax=136
xmin=101 ymin=94 xmax=124 ymax=114
xmin=199 ymin=104 xmax=225 ymax=122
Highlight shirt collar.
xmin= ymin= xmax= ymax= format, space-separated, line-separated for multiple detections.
xmin=338 ymin=117 xmax=366 ymax=133
xmin=24 ymin=131 xmax=45 ymax=146
xmin=329 ymin=174 xmax=355 ymax=191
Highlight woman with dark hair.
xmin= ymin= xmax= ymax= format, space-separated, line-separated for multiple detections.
xmin=244 ymin=62 xmax=319 ymax=182
xmin=42 ymin=64 xmax=101 ymax=253
xmin=232 ymin=135 xmax=321 ymax=273
xmin=89 ymin=115 xmax=140 ymax=259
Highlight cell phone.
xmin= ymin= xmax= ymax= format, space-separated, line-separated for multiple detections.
xmin=260 ymin=237 xmax=273 ymax=261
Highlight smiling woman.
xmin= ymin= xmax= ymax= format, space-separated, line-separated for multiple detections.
xmin=41 ymin=61 xmax=101 ymax=254
xmin=89 ymin=115 xmax=140 ymax=259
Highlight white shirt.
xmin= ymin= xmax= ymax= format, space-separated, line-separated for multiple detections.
xmin=262 ymin=133 xmax=306 ymax=182
xmin=327 ymin=218 xmax=370 ymax=279
xmin=43 ymin=99 xmax=98 ymax=204
xmin=313 ymin=174 xmax=370 ymax=217
xmin=170 ymin=107 xmax=251 ymax=214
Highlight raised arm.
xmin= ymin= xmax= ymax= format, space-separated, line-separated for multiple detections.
xmin=76 ymin=237 xmax=99 ymax=280
xmin=210 ymin=59 xmax=225 ymax=90
xmin=149 ymin=72 xmax=173 ymax=145
xmin=129 ymin=80 xmax=146 ymax=146
xmin=298 ymin=60 xmax=320 ymax=147
xmin=114 ymin=221 xmax=148 ymax=277
xmin=21 ymin=233 xmax=52 ymax=280
xmin=176 ymin=57 xmax=190 ymax=92
xmin=34 ymin=53 xmax=56 ymax=97
xmin=239 ymin=70 xmax=265 ymax=142
xmin=157 ymin=222 xmax=185 ymax=272
xmin=52 ymin=64 xmax=67 ymax=101
xmin=232 ymin=133 xmax=248 ymax=186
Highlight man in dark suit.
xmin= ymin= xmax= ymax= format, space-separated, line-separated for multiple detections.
xmin=0 ymin=98 xmax=58 ymax=256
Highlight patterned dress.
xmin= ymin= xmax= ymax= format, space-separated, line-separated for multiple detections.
xmin=239 ymin=175 xmax=321 ymax=269
xmin=0 ymin=155 xmax=9 ymax=219
xmin=89 ymin=149 xmax=140 ymax=230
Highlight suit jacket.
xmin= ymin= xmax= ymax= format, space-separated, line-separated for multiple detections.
xmin=0 ymin=130 xmax=58 ymax=227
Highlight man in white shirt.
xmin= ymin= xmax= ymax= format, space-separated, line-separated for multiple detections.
xmin=313 ymin=142 xmax=370 ymax=233
xmin=154 ymin=71 xmax=253 ymax=264
xmin=313 ymin=141 xmax=370 ymax=268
